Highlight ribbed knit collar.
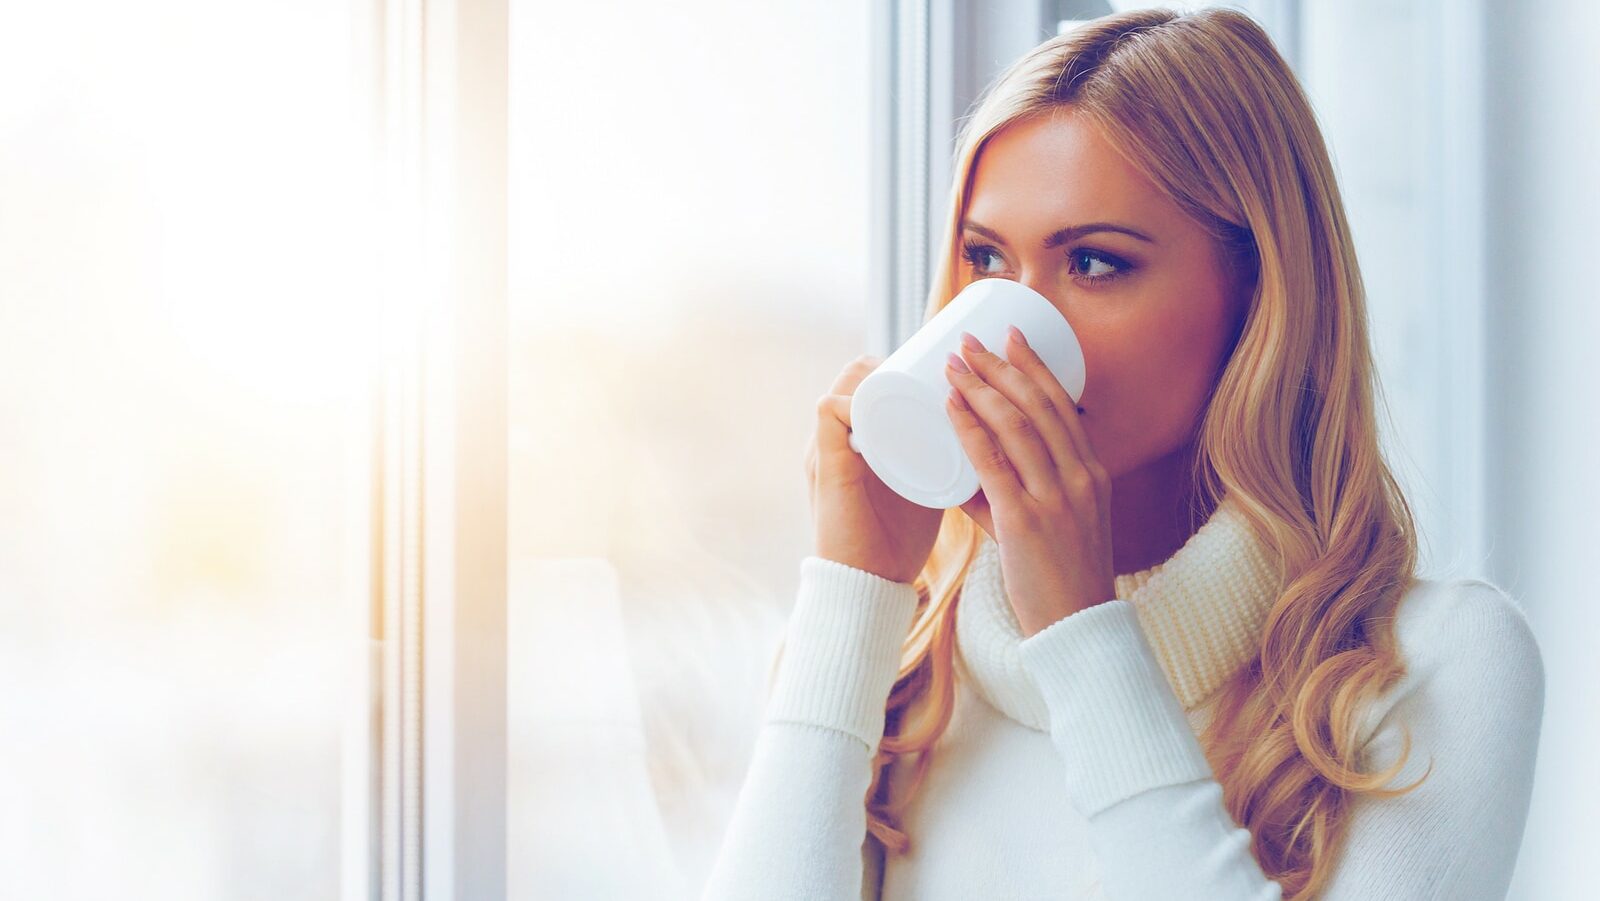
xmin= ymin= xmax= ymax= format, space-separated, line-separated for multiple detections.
xmin=954 ymin=492 xmax=1279 ymax=732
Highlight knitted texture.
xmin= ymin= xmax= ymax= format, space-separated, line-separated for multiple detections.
xmin=703 ymin=490 xmax=1545 ymax=901
xmin=762 ymin=555 xmax=920 ymax=751
xmin=956 ymin=492 xmax=1278 ymax=731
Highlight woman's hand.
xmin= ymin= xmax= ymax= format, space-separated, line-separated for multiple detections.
xmin=943 ymin=327 xmax=1116 ymax=637
xmin=806 ymin=354 xmax=945 ymax=585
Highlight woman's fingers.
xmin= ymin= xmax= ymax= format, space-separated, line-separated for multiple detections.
xmin=829 ymin=353 xmax=884 ymax=395
xmin=945 ymin=334 xmax=1069 ymax=501
xmin=999 ymin=328 xmax=1108 ymax=505
xmin=815 ymin=392 xmax=855 ymax=457
xmin=944 ymin=376 xmax=1023 ymax=505
xmin=809 ymin=353 xmax=884 ymax=489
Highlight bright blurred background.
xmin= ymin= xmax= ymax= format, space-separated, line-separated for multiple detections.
xmin=0 ymin=1 xmax=371 ymax=898
xmin=0 ymin=0 xmax=1594 ymax=899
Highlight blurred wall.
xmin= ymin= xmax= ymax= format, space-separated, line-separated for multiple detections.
xmin=1486 ymin=1 xmax=1600 ymax=898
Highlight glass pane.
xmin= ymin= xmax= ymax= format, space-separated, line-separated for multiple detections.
xmin=0 ymin=3 xmax=369 ymax=897
xmin=506 ymin=2 xmax=872 ymax=897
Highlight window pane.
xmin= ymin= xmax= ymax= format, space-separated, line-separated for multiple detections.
xmin=506 ymin=2 xmax=872 ymax=897
xmin=0 ymin=3 xmax=369 ymax=897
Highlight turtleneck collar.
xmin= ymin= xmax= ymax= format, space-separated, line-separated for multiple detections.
xmin=954 ymin=492 xmax=1279 ymax=732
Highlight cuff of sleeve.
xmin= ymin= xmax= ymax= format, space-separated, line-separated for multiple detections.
xmin=763 ymin=556 xmax=921 ymax=751
xmin=1016 ymin=599 xmax=1214 ymax=818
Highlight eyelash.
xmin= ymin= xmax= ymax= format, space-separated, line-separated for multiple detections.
xmin=959 ymin=239 xmax=1134 ymax=286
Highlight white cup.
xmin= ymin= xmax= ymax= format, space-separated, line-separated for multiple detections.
xmin=847 ymin=278 xmax=1086 ymax=509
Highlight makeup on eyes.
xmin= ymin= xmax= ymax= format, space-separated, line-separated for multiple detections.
xmin=959 ymin=238 xmax=1138 ymax=286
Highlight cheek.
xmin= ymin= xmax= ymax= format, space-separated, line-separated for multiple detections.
xmin=1074 ymin=303 xmax=1226 ymax=467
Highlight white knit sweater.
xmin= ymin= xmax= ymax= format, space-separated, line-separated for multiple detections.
xmin=700 ymin=493 xmax=1545 ymax=900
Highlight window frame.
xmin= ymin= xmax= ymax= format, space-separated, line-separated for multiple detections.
xmin=353 ymin=0 xmax=509 ymax=898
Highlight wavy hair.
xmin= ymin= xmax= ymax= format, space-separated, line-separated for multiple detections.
xmin=833 ymin=8 xmax=1430 ymax=899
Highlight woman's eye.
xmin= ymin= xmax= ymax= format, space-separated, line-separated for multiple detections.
xmin=961 ymin=241 xmax=1004 ymax=275
xmin=1070 ymin=250 xmax=1119 ymax=279
xmin=961 ymin=239 xmax=1131 ymax=285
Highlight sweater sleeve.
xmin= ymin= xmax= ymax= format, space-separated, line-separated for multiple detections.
xmin=1014 ymin=579 xmax=1545 ymax=901
xmin=698 ymin=556 xmax=920 ymax=901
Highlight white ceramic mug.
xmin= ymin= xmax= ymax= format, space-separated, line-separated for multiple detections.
xmin=847 ymin=277 xmax=1086 ymax=508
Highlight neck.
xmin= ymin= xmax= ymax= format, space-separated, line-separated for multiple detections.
xmin=1110 ymin=442 xmax=1212 ymax=577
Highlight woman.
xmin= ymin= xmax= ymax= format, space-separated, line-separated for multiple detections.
xmin=701 ymin=7 xmax=1543 ymax=900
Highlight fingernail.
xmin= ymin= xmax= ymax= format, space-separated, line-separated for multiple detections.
xmin=1007 ymin=325 xmax=1028 ymax=347
xmin=960 ymin=331 xmax=984 ymax=352
xmin=946 ymin=351 xmax=970 ymax=373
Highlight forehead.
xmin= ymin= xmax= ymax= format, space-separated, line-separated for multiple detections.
xmin=963 ymin=109 xmax=1172 ymax=233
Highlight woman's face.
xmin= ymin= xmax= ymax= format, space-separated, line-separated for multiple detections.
xmin=958 ymin=107 xmax=1252 ymax=481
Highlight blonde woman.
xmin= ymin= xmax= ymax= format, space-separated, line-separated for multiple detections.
xmin=701 ymin=7 xmax=1543 ymax=901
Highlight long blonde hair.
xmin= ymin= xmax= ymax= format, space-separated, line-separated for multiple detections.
xmin=847 ymin=8 xmax=1429 ymax=899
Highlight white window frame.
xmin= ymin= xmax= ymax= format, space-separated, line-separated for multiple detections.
xmin=347 ymin=0 xmax=509 ymax=899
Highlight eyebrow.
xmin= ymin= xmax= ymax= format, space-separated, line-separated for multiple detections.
xmin=962 ymin=220 xmax=1157 ymax=247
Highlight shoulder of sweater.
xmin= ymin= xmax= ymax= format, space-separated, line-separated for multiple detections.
xmin=1355 ymin=575 xmax=1546 ymax=747
xmin=1390 ymin=576 xmax=1543 ymax=679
